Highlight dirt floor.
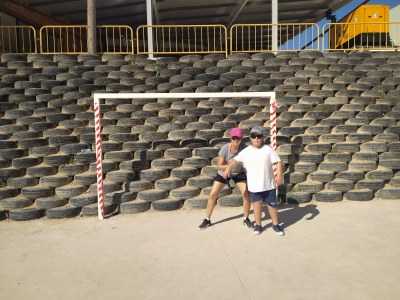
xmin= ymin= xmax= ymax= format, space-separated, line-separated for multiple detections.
xmin=1 ymin=200 xmax=399 ymax=300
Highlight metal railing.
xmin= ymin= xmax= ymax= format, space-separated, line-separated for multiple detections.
xmin=40 ymin=25 xmax=86 ymax=54
xmin=323 ymin=22 xmax=400 ymax=51
xmin=3 ymin=22 xmax=400 ymax=55
xmin=39 ymin=25 xmax=134 ymax=54
xmin=230 ymin=23 xmax=320 ymax=53
xmin=0 ymin=26 xmax=36 ymax=53
xmin=97 ymin=25 xmax=134 ymax=54
xmin=136 ymin=25 xmax=228 ymax=56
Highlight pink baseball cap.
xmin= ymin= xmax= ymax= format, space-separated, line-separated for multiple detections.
xmin=230 ymin=127 xmax=243 ymax=138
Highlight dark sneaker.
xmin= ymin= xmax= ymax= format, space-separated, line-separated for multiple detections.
xmin=198 ymin=219 xmax=211 ymax=230
xmin=272 ymin=224 xmax=285 ymax=236
xmin=253 ymin=224 xmax=262 ymax=235
xmin=243 ymin=217 xmax=252 ymax=228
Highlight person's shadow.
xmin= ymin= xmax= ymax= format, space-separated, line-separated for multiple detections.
xmin=262 ymin=203 xmax=319 ymax=231
xmin=212 ymin=203 xmax=319 ymax=229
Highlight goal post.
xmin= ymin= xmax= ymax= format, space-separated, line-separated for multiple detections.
xmin=93 ymin=92 xmax=277 ymax=220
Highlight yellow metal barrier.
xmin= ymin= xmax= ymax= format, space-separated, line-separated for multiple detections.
xmin=40 ymin=26 xmax=85 ymax=54
xmin=323 ymin=22 xmax=400 ymax=51
xmin=230 ymin=23 xmax=319 ymax=53
xmin=97 ymin=26 xmax=134 ymax=54
xmin=0 ymin=26 xmax=36 ymax=53
xmin=40 ymin=25 xmax=134 ymax=54
xmin=136 ymin=25 xmax=228 ymax=56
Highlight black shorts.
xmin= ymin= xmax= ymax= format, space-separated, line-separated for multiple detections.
xmin=214 ymin=172 xmax=247 ymax=184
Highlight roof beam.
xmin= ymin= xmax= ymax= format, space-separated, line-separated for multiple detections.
xmin=226 ymin=0 xmax=249 ymax=29
xmin=54 ymin=0 xmax=144 ymax=17
xmin=30 ymin=0 xmax=80 ymax=7
xmin=0 ymin=0 xmax=65 ymax=26
xmin=158 ymin=3 xmax=235 ymax=13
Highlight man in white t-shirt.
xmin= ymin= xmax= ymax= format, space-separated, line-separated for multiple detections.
xmin=223 ymin=126 xmax=284 ymax=236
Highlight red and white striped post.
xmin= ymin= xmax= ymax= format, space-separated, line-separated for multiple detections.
xmin=93 ymin=96 xmax=105 ymax=220
xmin=269 ymin=95 xmax=279 ymax=196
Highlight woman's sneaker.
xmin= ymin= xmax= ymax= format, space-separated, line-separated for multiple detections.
xmin=272 ymin=224 xmax=285 ymax=236
xmin=253 ymin=224 xmax=262 ymax=235
xmin=198 ymin=219 xmax=211 ymax=230
xmin=243 ymin=217 xmax=252 ymax=228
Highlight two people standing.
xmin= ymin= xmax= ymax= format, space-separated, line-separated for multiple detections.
xmin=199 ymin=126 xmax=285 ymax=236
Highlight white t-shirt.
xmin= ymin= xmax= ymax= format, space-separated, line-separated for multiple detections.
xmin=234 ymin=145 xmax=281 ymax=193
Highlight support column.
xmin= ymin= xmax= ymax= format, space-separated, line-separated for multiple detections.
xmin=146 ymin=0 xmax=154 ymax=59
xmin=271 ymin=0 xmax=278 ymax=52
xmin=87 ymin=0 xmax=96 ymax=54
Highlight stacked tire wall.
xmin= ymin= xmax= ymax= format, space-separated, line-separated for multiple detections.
xmin=0 ymin=51 xmax=399 ymax=221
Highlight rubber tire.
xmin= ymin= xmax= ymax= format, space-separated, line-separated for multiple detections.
xmin=285 ymin=192 xmax=311 ymax=204
xmin=218 ymin=194 xmax=243 ymax=207
xmin=184 ymin=195 xmax=209 ymax=209
xmin=355 ymin=180 xmax=385 ymax=191
xmin=326 ymin=179 xmax=355 ymax=192
xmin=0 ymin=167 xmax=25 ymax=179
xmin=313 ymin=190 xmax=343 ymax=202
xmin=295 ymin=181 xmax=323 ymax=193
xmin=0 ymin=197 xmax=34 ymax=210
xmin=9 ymin=208 xmax=45 ymax=221
xmin=294 ymin=162 xmax=317 ymax=174
xmin=0 ymin=188 xmax=20 ymax=199
xmin=104 ymin=191 xmax=136 ymax=205
xmin=187 ymin=176 xmax=214 ymax=188
xmin=140 ymin=169 xmax=169 ymax=182
xmin=155 ymin=177 xmax=185 ymax=191
xmin=55 ymin=184 xmax=88 ymax=198
xmin=124 ymin=180 xmax=153 ymax=193
xmin=137 ymin=189 xmax=168 ymax=202
xmin=120 ymin=200 xmax=150 ymax=214
xmin=46 ymin=205 xmax=81 ymax=219
xmin=7 ymin=176 xmax=39 ymax=188
xmin=152 ymin=198 xmax=182 ymax=211
xmin=21 ymin=186 xmax=54 ymax=200
xmin=375 ymin=187 xmax=400 ymax=200
xmin=171 ymin=167 xmax=199 ymax=180
xmin=336 ymin=170 xmax=364 ymax=182
xmin=344 ymin=189 xmax=373 ymax=201
xmin=106 ymin=170 xmax=137 ymax=183
xmin=120 ymin=159 xmax=149 ymax=172
xmin=58 ymin=163 xmax=87 ymax=176
xmin=36 ymin=196 xmax=69 ymax=209
xmin=69 ymin=194 xmax=97 ymax=207
xmin=82 ymin=203 xmax=116 ymax=217
xmin=170 ymin=187 xmax=200 ymax=200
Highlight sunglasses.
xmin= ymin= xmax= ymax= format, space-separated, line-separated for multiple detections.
xmin=250 ymin=134 xmax=263 ymax=139
xmin=231 ymin=136 xmax=242 ymax=141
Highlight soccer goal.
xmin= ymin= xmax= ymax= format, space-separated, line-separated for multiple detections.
xmin=93 ymin=92 xmax=278 ymax=219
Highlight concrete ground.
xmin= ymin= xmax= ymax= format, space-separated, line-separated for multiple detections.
xmin=0 ymin=200 xmax=399 ymax=300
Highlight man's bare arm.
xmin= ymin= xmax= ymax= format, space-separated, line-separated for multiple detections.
xmin=222 ymin=159 xmax=238 ymax=179
xmin=275 ymin=161 xmax=284 ymax=186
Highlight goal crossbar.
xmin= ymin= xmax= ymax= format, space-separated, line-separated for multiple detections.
xmin=93 ymin=92 xmax=277 ymax=219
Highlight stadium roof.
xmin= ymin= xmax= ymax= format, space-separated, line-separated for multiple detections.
xmin=2 ymin=0 xmax=354 ymax=28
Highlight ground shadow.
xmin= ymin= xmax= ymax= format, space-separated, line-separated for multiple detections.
xmin=262 ymin=203 xmax=319 ymax=231
xmin=212 ymin=211 xmax=245 ymax=226
xmin=212 ymin=203 xmax=319 ymax=230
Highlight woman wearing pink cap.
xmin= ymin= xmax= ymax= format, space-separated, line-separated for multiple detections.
xmin=198 ymin=127 xmax=252 ymax=230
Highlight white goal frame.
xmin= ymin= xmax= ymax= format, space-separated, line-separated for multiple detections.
xmin=93 ymin=92 xmax=277 ymax=220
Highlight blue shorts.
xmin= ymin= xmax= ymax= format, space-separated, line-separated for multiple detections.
xmin=249 ymin=189 xmax=277 ymax=208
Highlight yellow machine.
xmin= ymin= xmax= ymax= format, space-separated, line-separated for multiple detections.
xmin=330 ymin=4 xmax=391 ymax=49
